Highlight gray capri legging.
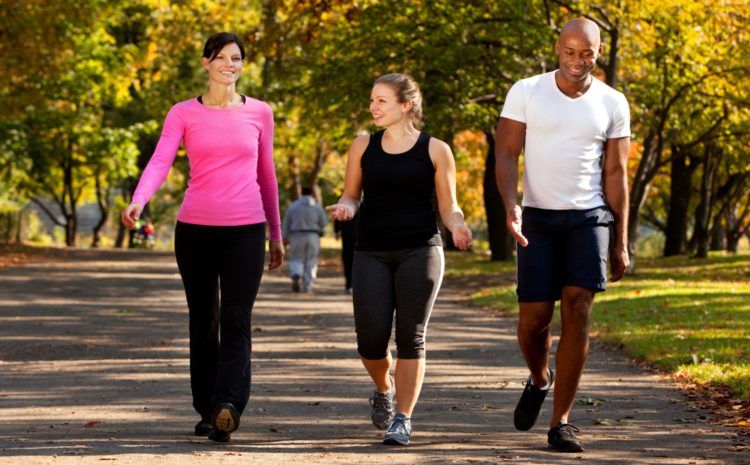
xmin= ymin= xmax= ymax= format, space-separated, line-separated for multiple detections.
xmin=352 ymin=246 xmax=444 ymax=360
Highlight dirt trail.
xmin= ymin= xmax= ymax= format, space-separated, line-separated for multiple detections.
xmin=0 ymin=249 xmax=746 ymax=464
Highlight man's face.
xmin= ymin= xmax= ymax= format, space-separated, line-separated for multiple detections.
xmin=556 ymin=29 xmax=601 ymax=83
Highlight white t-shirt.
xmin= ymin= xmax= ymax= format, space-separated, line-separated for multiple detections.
xmin=500 ymin=71 xmax=630 ymax=210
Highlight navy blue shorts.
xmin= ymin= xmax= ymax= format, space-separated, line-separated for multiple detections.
xmin=516 ymin=206 xmax=613 ymax=302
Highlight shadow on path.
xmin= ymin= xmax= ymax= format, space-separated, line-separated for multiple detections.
xmin=0 ymin=249 xmax=745 ymax=464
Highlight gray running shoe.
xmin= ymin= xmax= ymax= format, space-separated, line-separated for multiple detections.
xmin=369 ymin=375 xmax=395 ymax=429
xmin=383 ymin=413 xmax=411 ymax=445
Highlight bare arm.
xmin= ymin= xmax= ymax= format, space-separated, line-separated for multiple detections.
xmin=326 ymin=135 xmax=368 ymax=221
xmin=603 ymin=136 xmax=630 ymax=281
xmin=494 ymin=117 xmax=528 ymax=246
xmin=430 ymin=138 xmax=473 ymax=250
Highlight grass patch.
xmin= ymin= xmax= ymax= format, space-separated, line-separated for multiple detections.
xmin=446 ymin=250 xmax=750 ymax=400
xmin=443 ymin=249 xmax=516 ymax=278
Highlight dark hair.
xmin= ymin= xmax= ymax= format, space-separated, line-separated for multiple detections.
xmin=202 ymin=32 xmax=245 ymax=62
xmin=301 ymin=186 xmax=314 ymax=196
xmin=374 ymin=73 xmax=424 ymax=129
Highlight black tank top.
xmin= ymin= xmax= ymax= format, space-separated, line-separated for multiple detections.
xmin=356 ymin=130 xmax=442 ymax=251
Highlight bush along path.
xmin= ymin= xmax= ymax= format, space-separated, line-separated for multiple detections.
xmin=0 ymin=248 xmax=747 ymax=464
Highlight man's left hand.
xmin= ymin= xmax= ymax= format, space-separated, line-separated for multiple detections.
xmin=610 ymin=246 xmax=629 ymax=282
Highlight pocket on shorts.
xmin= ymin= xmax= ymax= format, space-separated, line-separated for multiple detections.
xmin=521 ymin=207 xmax=561 ymax=233
xmin=581 ymin=206 xmax=614 ymax=227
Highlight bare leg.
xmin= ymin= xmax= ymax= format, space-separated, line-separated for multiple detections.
xmin=393 ymin=358 xmax=426 ymax=417
xmin=550 ymin=286 xmax=594 ymax=426
xmin=518 ymin=301 xmax=555 ymax=387
xmin=361 ymin=351 xmax=394 ymax=393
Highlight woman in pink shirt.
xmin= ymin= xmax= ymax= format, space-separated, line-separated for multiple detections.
xmin=122 ymin=32 xmax=284 ymax=443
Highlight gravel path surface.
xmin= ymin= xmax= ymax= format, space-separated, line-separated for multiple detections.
xmin=0 ymin=249 xmax=746 ymax=464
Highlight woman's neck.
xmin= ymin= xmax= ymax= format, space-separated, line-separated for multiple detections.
xmin=202 ymin=85 xmax=241 ymax=108
xmin=384 ymin=121 xmax=419 ymax=140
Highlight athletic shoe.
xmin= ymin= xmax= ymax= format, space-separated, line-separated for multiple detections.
xmin=513 ymin=369 xmax=554 ymax=431
xmin=369 ymin=375 xmax=395 ymax=430
xmin=194 ymin=419 xmax=213 ymax=436
xmin=292 ymin=275 xmax=301 ymax=292
xmin=383 ymin=413 xmax=411 ymax=445
xmin=210 ymin=403 xmax=239 ymax=442
xmin=547 ymin=422 xmax=584 ymax=452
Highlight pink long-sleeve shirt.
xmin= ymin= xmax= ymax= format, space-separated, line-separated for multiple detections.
xmin=132 ymin=97 xmax=282 ymax=241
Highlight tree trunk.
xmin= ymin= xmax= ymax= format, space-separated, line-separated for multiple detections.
xmin=663 ymin=145 xmax=695 ymax=256
xmin=91 ymin=171 xmax=109 ymax=248
xmin=115 ymin=221 xmax=127 ymax=248
xmin=709 ymin=221 xmax=725 ymax=251
xmin=114 ymin=180 xmax=132 ymax=248
xmin=309 ymin=138 xmax=328 ymax=189
xmin=15 ymin=209 xmax=23 ymax=244
xmin=724 ymin=188 xmax=750 ymax=253
xmin=627 ymin=139 xmax=651 ymax=271
xmin=62 ymin=140 xmax=78 ymax=247
xmin=64 ymin=213 xmax=77 ymax=247
xmin=694 ymin=144 xmax=721 ymax=258
xmin=1 ymin=212 xmax=10 ymax=243
xmin=483 ymin=131 xmax=514 ymax=261
xmin=288 ymin=154 xmax=301 ymax=200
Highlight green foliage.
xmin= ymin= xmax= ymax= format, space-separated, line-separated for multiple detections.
xmin=1 ymin=0 xmax=748 ymax=250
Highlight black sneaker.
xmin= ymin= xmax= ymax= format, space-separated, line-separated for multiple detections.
xmin=369 ymin=375 xmax=395 ymax=429
xmin=194 ymin=419 xmax=213 ymax=436
xmin=210 ymin=403 xmax=239 ymax=442
xmin=383 ymin=413 xmax=411 ymax=445
xmin=513 ymin=369 xmax=554 ymax=431
xmin=547 ymin=422 xmax=584 ymax=452
xmin=292 ymin=275 xmax=301 ymax=292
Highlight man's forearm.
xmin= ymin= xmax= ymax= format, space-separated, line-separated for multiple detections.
xmin=605 ymin=174 xmax=629 ymax=249
xmin=495 ymin=150 xmax=520 ymax=212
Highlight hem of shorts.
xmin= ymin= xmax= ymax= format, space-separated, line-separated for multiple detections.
xmin=517 ymin=280 xmax=605 ymax=302
xmin=517 ymin=292 xmax=562 ymax=303
xmin=564 ymin=280 xmax=607 ymax=293
xmin=394 ymin=353 xmax=426 ymax=360
xmin=357 ymin=350 xmax=426 ymax=361
xmin=358 ymin=351 xmax=390 ymax=361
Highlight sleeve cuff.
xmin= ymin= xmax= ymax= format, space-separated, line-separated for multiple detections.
xmin=269 ymin=224 xmax=282 ymax=241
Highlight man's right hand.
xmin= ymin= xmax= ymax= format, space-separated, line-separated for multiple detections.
xmin=507 ymin=205 xmax=528 ymax=247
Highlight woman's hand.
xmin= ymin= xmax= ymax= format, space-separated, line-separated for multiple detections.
xmin=121 ymin=203 xmax=144 ymax=230
xmin=268 ymin=240 xmax=284 ymax=270
xmin=451 ymin=224 xmax=473 ymax=250
xmin=325 ymin=203 xmax=356 ymax=221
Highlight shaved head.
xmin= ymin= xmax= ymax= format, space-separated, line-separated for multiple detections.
xmin=555 ymin=17 xmax=602 ymax=87
xmin=559 ymin=18 xmax=601 ymax=47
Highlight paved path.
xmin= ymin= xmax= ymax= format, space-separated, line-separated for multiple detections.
xmin=0 ymin=249 xmax=746 ymax=464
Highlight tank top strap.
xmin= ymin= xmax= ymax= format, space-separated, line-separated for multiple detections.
xmin=371 ymin=130 xmax=386 ymax=146
xmin=415 ymin=131 xmax=432 ymax=160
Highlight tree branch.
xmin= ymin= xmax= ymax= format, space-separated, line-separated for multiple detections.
xmin=30 ymin=198 xmax=65 ymax=227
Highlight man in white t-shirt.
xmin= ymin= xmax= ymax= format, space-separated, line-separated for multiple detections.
xmin=494 ymin=17 xmax=630 ymax=453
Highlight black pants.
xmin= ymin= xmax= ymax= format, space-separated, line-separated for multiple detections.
xmin=341 ymin=234 xmax=355 ymax=289
xmin=174 ymin=221 xmax=266 ymax=419
xmin=352 ymin=246 xmax=444 ymax=360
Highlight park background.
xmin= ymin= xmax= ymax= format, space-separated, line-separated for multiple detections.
xmin=1 ymin=0 xmax=749 ymax=427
